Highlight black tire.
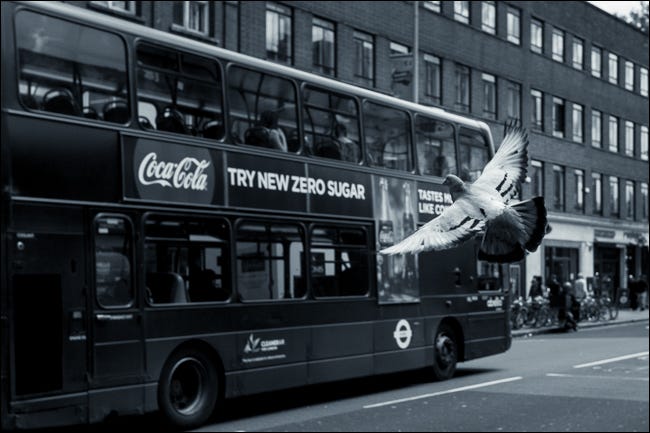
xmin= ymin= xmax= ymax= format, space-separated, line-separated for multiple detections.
xmin=158 ymin=348 xmax=218 ymax=430
xmin=432 ymin=323 xmax=458 ymax=381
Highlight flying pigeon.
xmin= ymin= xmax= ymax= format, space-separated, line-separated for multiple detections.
xmin=380 ymin=123 xmax=548 ymax=263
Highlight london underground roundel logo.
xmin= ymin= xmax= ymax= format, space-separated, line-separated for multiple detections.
xmin=393 ymin=319 xmax=413 ymax=349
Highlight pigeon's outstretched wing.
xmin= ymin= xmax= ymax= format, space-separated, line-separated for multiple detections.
xmin=473 ymin=123 xmax=528 ymax=203
xmin=380 ymin=199 xmax=485 ymax=255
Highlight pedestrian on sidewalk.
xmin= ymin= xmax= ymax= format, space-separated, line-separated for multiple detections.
xmin=637 ymin=274 xmax=648 ymax=311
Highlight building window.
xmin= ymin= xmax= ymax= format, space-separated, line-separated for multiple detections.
xmin=173 ymin=1 xmax=210 ymax=36
xmin=454 ymin=1 xmax=470 ymax=24
xmin=424 ymin=1 xmax=441 ymax=13
xmin=481 ymin=1 xmax=496 ymax=35
xmin=591 ymin=109 xmax=602 ymax=148
xmin=312 ymin=17 xmax=335 ymax=76
xmin=609 ymin=176 xmax=619 ymax=217
xmin=592 ymin=172 xmax=602 ymax=215
xmin=531 ymin=160 xmax=544 ymax=197
xmin=531 ymin=89 xmax=543 ymax=131
xmin=506 ymin=7 xmax=520 ymax=45
xmin=530 ymin=18 xmax=543 ymax=54
xmin=223 ymin=1 xmax=240 ymax=51
xmin=424 ymin=54 xmax=441 ymax=105
xmin=641 ymin=125 xmax=648 ymax=161
xmin=552 ymin=28 xmax=564 ymax=63
xmin=266 ymin=2 xmax=292 ymax=64
xmin=608 ymin=53 xmax=618 ymax=85
xmin=572 ymin=37 xmax=583 ymax=70
xmin=608 ymin=115 xmax=618 ymax=153
xmin=455 ymin=64 xmax=470 ymax=113
xmin=591 ymin=46 xmax=602 ymax=78
xmin=625 ymin=181 xmax=635 ymax=219
xmin=553 ymin=164 xmax=565 ymax=212
xmin=572 ymin=103 xmax=583 ymax=143
xmin=354 ymin=31 xmax=374 ymax=87
xmin=641 ymin=182 xmax=648 ymax=220
xmin=625 ymin=121 xmax=635 ymax=157
xmin=640 ymin=67 xmax=648 ymax=97
xmin=552 ymin=97 xmax=564 ymax=138
xmin=482 ymin=73 xmax=496 ymax=120
xmin=625 ymin=61 xmax=634 ymax=91
xmin=575 ymin=169 xmax=584 ymax=212
xmin=390 ymin=42 xmax=410 ymax=55
xmin=91 ymin=1 xmax=137 ymax=15
xmin=506 ymin=81 xmax=521 ymax=122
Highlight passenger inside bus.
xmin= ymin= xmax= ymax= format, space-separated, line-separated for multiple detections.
xmin=244 ymin=110 xmax=288 ymax=151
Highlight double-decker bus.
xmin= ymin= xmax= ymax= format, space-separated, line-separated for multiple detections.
xmin=0 ymin=1 xmax=511 ymax=429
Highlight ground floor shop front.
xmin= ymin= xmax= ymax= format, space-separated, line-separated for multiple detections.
xmin=522 ymin=214 xmax=648 ymax=301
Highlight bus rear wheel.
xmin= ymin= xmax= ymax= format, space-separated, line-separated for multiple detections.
xmin=158 ymin=348 xmax=218 ymax=429
xmin=432 ymin=323 xmax=458 ymax=381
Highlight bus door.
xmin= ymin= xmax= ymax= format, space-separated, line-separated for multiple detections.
xmin=89 ymin=214 xmax=143 ymax=393
xmin=10 ymin=204 xmax=88 ymax=399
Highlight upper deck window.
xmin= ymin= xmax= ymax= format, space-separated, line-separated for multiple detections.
xmin=363 ymin=102 xmax=412 ymax=172
xmin=16 ymin=11 xmax=129 ymax=124
xmin=458 ymin=128 xmax=489 ymax=182
xmin=227 ymin=65 xmax=298 ymax=152
xmin=302 ymin=86 xmax=360 ymax=163
xmin=136 ymin=43 xmax=223 ymax=139
xmin=415 ymin=116 xmax=457 ymax=178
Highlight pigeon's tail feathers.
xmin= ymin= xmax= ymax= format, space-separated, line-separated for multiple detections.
xmin=513 ymin=196 xmax=547 ymax=252
xmin=478 ymin=197 xmax=547 ymax=263
xmin=478 ymin=213 xmax=527 ymax=263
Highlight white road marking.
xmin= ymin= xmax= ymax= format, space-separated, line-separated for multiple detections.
xmin=362 ymin=376 xmax=523 ymax=409
xmin=546 ymin=373 xmax=649 ymax=381
xmin=573 ymin=351 xmax=649 ymax=369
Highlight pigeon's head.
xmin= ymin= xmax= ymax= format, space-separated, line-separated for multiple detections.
xmin=443 ymin=174 xmax=464 ymax=188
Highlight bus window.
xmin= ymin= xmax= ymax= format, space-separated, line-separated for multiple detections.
xmin=227 ymin=66 xmax=298 ymax=152
xmin=310 ymin=226 xmax=369 ymax=297
xmin=363 ymin=102 xmax=412 ymax=171
xmin=136 ymin=44 xmax=223 ymax=139
xmin=302 ymin=86 xmax=361 ymax=163
xmin=95 ymin=216 xmax=133 ymax=308
xmin=144 ymin=216 xmax=230 ymax=304
xmin=415 ymin=116 xmax=457 ymax=177
xmin=236 ymin=222 xmax=305 ymax=301
xmin=16 ymin=11 xmax=129 ymax=123
xmin=458 ymin=127 xmax=489 ymax=182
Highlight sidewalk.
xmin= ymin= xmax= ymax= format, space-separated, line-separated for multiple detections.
xmin=512 ymin=308 xmax=650 ymax=338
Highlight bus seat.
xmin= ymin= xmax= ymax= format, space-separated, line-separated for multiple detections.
xmin=103 ymin=100 xmax=130 ymax=124
xmin=139 ymin=116 xmax=154 ymax=130
xmin=156 ymin=106 xmax=187 ymax=134
xmin=42 ymin=88 xmax=80 ymax=116
xmin=315 ymin=139 xmax=341 ymax=160
xmin=83 ymin=106 xmax=99 ymax=120
xmin=244 ymin=125 xmax=271 ymax=147
xmin=146 ymin=272 xmax=188 ymax=304
xmin=201 ymin=119 xmax=224 ymax=139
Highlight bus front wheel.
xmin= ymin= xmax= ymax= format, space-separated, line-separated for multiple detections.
xmin=158 ymin=348 xmax=218 ymax=429
xmin=432 ymin=323 xmax=458 ymax=381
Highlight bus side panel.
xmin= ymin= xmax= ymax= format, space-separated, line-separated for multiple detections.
xmin=6 ymin=114 xmax=121 ymax=202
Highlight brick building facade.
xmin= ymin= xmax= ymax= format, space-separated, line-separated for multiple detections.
xmin=72 ymin=1 xmax=649 ymax=297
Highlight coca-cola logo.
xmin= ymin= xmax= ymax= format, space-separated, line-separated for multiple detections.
xmin=137 ymin=152 xmax=210 ymax=191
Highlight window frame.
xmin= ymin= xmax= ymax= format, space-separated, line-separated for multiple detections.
xmin=266 ymin=1 xmax=293 ymax=65
xmin=172 ymin=1 xmax=210 ymax=37
xmin=506 ymin=6 xmax=521 ymax=45
xmin=312 ymin=16 xmax=336 ymax=76
xmin=530 ymin=18 xmax=544 ymax=54
xmin=481 ymin=1 xmax=496 ymax=35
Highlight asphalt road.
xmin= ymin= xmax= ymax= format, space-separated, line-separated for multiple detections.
xmin=194 ymin=320 xmax=649 ymax=432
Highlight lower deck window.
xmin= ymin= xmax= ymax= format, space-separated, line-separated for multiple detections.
xmin=310 ymin=226 xmax=370 ymax=297
xmin=236 ymin=222 xmax=305 ymax=300
xmin=144 ymin=216 xmax=230 ymax=304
